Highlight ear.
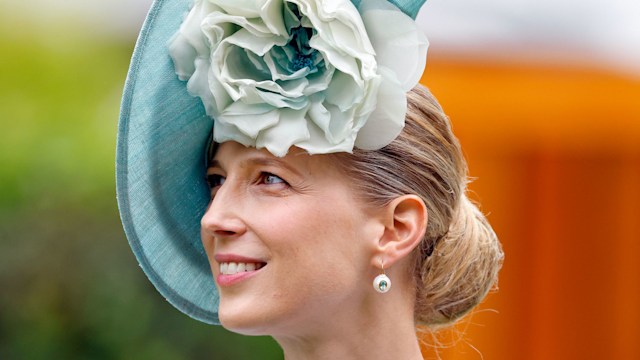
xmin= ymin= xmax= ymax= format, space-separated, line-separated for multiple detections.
xmin=373 ymin=195 xmax=428 ymax=268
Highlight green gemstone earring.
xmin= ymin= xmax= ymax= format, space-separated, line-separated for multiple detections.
xmin=373 ymin=261 xmax=391 ymax=293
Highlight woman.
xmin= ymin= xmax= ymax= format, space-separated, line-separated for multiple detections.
xmin=116 ymin=0 xmax=503 ymax=358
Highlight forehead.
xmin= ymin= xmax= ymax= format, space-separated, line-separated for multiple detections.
xmin=211 ymin=141 xmax=342 ymax=176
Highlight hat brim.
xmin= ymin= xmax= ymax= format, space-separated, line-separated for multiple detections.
xmin=116 ymin=0 xmax=219 ymax=324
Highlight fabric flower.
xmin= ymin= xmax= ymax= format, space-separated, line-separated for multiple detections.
xmin=169 ymin=0 xmax=428 ymax=157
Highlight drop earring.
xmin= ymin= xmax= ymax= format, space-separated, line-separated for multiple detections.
xmin=373 ymin=261 xmax=391 ymax=293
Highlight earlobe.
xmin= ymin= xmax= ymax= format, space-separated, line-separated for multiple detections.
xmin=373 ymin=195 xmax=428 ymax=268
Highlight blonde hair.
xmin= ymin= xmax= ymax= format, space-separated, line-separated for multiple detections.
xmin=337 ymin=84 xmax=504 ymax=327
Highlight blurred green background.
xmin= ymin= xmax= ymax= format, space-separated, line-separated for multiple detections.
xmin=4 ymin=1 xmax=639 ymax=359
xmin=0 ymin=4 xmax=282 ymax=359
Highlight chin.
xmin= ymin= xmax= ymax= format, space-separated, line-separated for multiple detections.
xmin=219 ymin=315 xmax=271 ymax=336
xmin=218 ymin=303 xmax=273 ymax=336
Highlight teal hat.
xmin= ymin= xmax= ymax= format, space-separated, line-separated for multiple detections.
xmin=116 ymin=0 xmax=427 ymax=325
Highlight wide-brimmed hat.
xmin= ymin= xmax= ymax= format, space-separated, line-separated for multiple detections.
xmin=116 ymin=0 xmax=427 ymax=324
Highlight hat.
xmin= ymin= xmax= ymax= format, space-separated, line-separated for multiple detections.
xmin=116 ymin=0 xmax=427 ymax=324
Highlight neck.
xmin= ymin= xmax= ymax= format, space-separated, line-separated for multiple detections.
xmin=273 ymin=284 xmax=424 ymax=360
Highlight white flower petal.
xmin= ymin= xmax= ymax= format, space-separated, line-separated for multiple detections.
xmin=355 ymin=67 xmax=406 ymax=150
xmin=220 ymin=46 xmax=271 ymax=86
xmin=196 ymin=56 xmax=233 ymax=113
xmin=303 ymin=65 xmax=334 ymax=94
xmin=184 ymin=58 xmax=221 ymax=117
xmin=215 ymin=43 xmax=243 ymax=100
xmin=307 ymin=97 xmax=330 ymax=134
xmin=169 ymin=34 xmax=198 ymax=80
xmin=224 ymin=29 xmax=278 ymax=56
xmin=220 ymin=102 xmax=279 ymax=138
xmin=168 ymin=0 xmax=221 ymax=79
xmin=240 ymin=86 xmax=308 ymax=109
xmin=260 ymin=0 xmax=289 ymax=36
xmin=310 ymin=36 xmax=362 ymax=84
xmin=245 ymin=51 xmax=270 ymax=74
xmin=257 ymin=109 xmax=311 ymax=157
xmin=350 ymin=73 xmax=380 ymax=136
xmin=324 ymin=103 xmax=356 ymax=144
xmin=297 ymin=117 xmax=356 ymax=155
xmin=325 ymin=70 xmax=364 ymax=111
xmin=213 ymin=120 xmax=255 ymax=148
xmin=202 ymin=11 xmax=279 ymax=40
xmin=212 ymin=0 xmax=262 ymax=18
xmin=360 ymin=0 xmax=428 ymax=91
xmin=184 ymin=0 xmax=221 ymax=55
xmin=201 ymin=13 xmax=239 ymax=48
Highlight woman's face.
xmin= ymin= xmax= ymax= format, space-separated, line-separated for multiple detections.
xmin=201 ymin=141 xmax=384 ymax=336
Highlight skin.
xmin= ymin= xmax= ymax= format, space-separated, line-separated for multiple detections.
xmin=201 ymin=141 xmax=428 ymax=360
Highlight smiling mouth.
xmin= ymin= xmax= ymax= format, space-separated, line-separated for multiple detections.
xmin=219 ymin=262 xmax=266 ymax=275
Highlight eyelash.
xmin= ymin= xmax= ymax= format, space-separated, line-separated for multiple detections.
xmin=258 ymin=172 xmax=287 ymax=186
xmin=205 ymin=174 xmax=225 ymax=189
xmin=205 ymin=172 xmax=289 ymax=190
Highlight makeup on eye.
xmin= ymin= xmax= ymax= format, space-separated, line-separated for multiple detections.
xmin=206 ymin=170 xmax=289 ymax=189
xmin=258 ymin=172 xmax=288 ymax=186
xmin=206 ymin=173 xmax=226 ymax=189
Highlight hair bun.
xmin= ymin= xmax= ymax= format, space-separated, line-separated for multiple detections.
xmin=415 ymin=195 xmax=504 ymax=327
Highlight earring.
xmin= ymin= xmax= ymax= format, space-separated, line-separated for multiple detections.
xmin=373 ymin=261 xmax=391 ymax=293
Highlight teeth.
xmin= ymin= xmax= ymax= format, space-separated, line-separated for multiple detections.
xmin=219 ymin=262 xmax=263 ymax=275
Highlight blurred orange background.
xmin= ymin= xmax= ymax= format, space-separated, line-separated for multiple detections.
xmin=418 ymin=56 xmax=640 ymax=358
xmin=2 ymin=0 xmax=639 ymax=358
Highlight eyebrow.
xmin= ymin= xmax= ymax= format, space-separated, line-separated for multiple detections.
xmin=208 ymin=156 xmax=303 ymax=177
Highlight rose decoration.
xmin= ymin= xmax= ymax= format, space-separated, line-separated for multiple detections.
xmin=169 ymin=0 xmax=428 ymax=157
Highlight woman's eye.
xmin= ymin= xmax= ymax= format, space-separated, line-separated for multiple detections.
xmin=206 ymin=174 xmax=226 ymax=189
xmin=260 ymin=173 xmax=286 ymax=185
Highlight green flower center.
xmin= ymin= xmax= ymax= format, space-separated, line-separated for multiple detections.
xmin=290 ymin=54 xmax=314 ymax=71
xmin=284 ymin=4 xmax=321 ymax=73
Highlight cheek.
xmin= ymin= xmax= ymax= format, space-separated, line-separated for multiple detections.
xmin=200 ymin=227 xmax=214 ymax=255
xmin=200 ymin=226 xmax=218 ymax=276
xmin=262 ymin=198 xmax=369 ymax=284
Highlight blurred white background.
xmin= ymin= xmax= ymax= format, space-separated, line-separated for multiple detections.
xmin=418 ymin=0 xmax=640 ymax=76
xmin=1 ymin=1 xmax=638 ymax=359
xmin=2 ymin=0 xmax=638 ymax=75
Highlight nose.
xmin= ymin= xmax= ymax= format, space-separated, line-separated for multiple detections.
xmin=200 ymin=181 xmax=247 ymax=239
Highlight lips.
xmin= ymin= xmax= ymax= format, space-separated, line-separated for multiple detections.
xmin=214 ymin=254 xmax=267 ymax=287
